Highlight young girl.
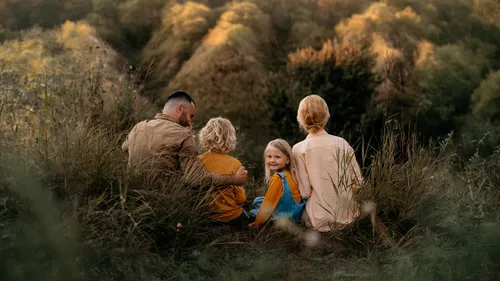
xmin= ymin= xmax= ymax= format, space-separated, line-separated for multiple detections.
xmin=198 ymin=117 xmax=248 ymax=227
xmin=249 ymin=139 xmax=306 ymax=227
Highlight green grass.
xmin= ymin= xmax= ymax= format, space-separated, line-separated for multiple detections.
xmin=1 ymin=46 xmax=500 ymax=281
xmin=1 ymin=114 xmax=499 ymax=280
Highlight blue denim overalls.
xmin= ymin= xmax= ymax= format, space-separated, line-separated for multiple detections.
xmin=250 ymin=172 xmax=306 ymax=223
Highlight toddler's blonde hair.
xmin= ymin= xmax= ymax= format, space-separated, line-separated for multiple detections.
xmin=199 ymin=117 xmax=236 ymax=153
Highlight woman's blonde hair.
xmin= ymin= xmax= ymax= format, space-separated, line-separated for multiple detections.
xmin=199 ymin=117 xmax=236 ymax=153
xmin=297 ymin=95 xmax=330 ymax=133
xmin=264 ymin=139 xmax=296 ymax=183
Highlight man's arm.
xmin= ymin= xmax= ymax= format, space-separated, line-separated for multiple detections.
xmin=178 ymin=135 xmax=247 ymax=188
xmin=232 ymin=161 xmax=247 ymax=205
xmin=121 ymin=124 xmax=137 ymax=152
xmin=122 ymin=132 xmax=130 ymax=152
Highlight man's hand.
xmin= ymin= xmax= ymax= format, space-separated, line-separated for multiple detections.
xmin=234 ymin=166 xmax=248 ymax=186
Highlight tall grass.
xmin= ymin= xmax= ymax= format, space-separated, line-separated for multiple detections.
xmin=0 ymin=60 xmax=499 ymax=280
xmin=0 ymin=59 xmax=219 ymax=255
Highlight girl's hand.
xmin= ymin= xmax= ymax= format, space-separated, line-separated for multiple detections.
xmin=248 ymin=222 xmax=259 ymax=228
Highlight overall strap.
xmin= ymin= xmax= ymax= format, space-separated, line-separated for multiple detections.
xmin=277 ymin=172 xmax=292 ymax=197
xmin=274 ymin=171 xmax=304 ymax=223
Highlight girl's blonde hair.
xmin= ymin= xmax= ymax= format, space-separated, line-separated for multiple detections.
xmin=297 ymin=94 xmax=330 ymax=133
xmin=199 ymin=117 xmax=236 ymax=153
xmin=264 ymin=139 xmax=296 ymax=183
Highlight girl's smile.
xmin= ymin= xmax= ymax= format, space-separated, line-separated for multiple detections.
xmin=265 ymin=146 xmax=289 ymax=172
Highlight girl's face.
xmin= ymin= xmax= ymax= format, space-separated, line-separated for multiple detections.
xmin=265 ymin=146 xmax=289 ymax=172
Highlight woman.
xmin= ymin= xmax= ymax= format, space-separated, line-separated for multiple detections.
xmin=292 ymin=95 xmax=363 ymax=232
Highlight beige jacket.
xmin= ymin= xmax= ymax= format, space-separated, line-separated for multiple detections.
xmin=292 ymin=131 xmax=363 ymax=232
xmin=122 ymin=113 xmax=214 ymax=186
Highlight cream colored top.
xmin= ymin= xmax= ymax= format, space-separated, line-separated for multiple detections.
xmin=292 ymin=130 xmax=363 ymax=232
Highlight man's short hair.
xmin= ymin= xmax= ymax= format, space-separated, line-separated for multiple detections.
xmin=166 ymin=90 xmax=196 ymax=106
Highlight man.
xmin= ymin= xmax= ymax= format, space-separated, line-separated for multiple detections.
xmin=122 ymin=90 xmax=248 ymax=187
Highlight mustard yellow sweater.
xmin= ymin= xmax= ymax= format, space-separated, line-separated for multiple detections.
xmin=199 ymin=152 xmax=246 ymax=221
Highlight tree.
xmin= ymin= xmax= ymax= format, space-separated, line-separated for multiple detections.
xmin=411 ymin=43 xmax=488 ymax=139
xmin=473 ymin=0 xmax=500 ymax=28
xmin=266 ymin=37 xmax=380 ymax=147
xmin=117 ymin=0 xmax=166 ymax=52
xmin=471 ymin=70 xmax=500 ymax=123
xmin=335 ymin=2 xmax=431 ymax=73
xmin=163 ymin=1 xmax=273 ymax=165
xmin=140 ymin=2 xmax=214 ymax=99
xmin=0 ymin=0 xmax=92 ymax=31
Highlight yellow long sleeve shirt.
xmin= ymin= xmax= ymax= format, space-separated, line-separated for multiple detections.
xmin=252 ymin=170 xmax=301 ymax=227
xmin=199 ymin=152 xmax=246 ymax=221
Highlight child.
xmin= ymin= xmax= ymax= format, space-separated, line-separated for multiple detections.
xmin=198 ymin=117 xmax=248 ymax=227
xmin=249 ymin=139 xmax=306 ymax=227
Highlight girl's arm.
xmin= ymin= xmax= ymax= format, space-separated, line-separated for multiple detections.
xmin=250 ymin=175 xmax=283 ymax=227
xmin=292 ymin=147 xmax=312 ymax=199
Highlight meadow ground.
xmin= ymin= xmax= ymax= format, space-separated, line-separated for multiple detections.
xmin=1 ymin=118 xmax=499 ymax=281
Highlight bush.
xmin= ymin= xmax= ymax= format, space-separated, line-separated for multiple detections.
xmin=140 ymin=2 xmax=216 ymax=99
xmin=471 ymin=70 xmax=500 ymax=123
xmin=0 ymin=61 xmax=220 ymax=254
xmin=411 ymin=43 xmax=488 ymax=139
xmin=264 ymin=36 xmax=380 ymax=150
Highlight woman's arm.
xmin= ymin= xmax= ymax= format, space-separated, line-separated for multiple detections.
xmin=292 ymin=146 xmax=312 ymax=199
xmin=250 ymin=175 xmax=283 ymax=227
xmin=348 ymin=148 xmax=363 ymax=191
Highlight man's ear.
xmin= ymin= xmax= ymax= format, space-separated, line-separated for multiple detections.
xmin=176 ymin=103 xmax=183 ymax=114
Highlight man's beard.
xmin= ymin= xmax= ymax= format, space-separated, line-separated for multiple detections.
xmin=179 ymin=112 xmax=191 ymax=128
